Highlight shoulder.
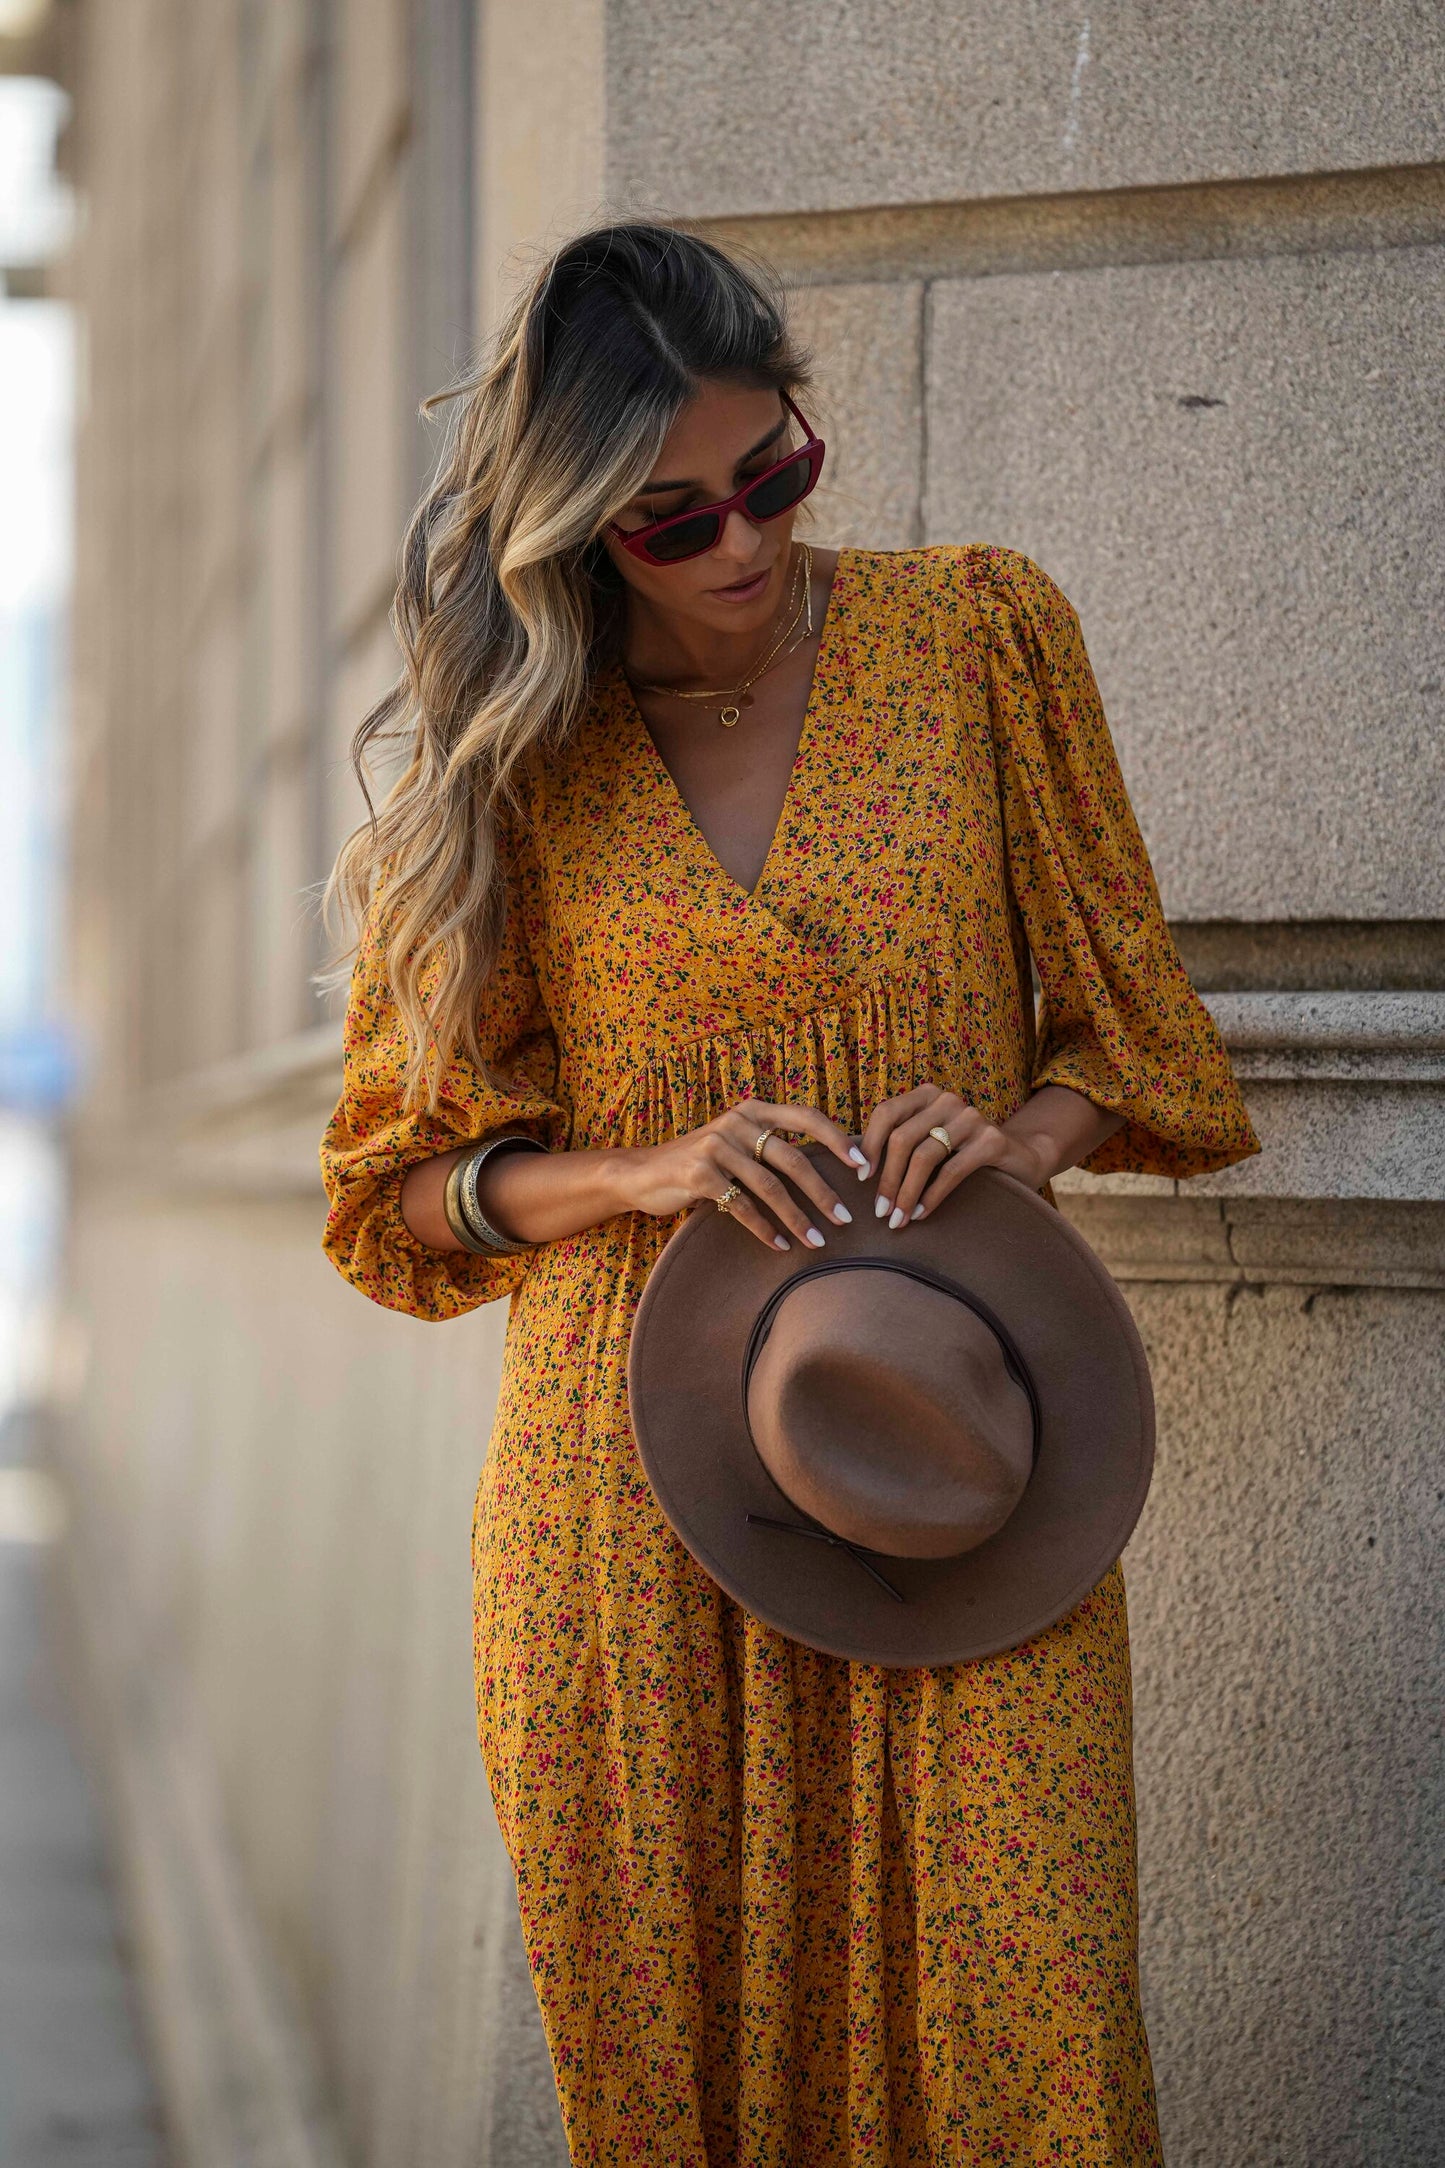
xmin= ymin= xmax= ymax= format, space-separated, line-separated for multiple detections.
xmin=838 ymin=543 xmax=1079 ymax=649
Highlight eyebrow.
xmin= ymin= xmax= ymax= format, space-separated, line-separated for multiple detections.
xmin=635 ymin=416 xmax=789 ymax=497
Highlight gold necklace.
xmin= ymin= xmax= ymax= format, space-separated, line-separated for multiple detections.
xmin=629 ymin=545 xmax=814 ymax=727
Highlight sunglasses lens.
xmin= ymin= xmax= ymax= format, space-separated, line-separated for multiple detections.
xmin=642 ymin=511 xmax=722 ymax=563
xmin=743 ymin=451 xmax=813 ymax=521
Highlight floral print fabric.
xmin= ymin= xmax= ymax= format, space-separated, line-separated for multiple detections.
xmin=321 ymin=546 xmax=1259 ymax=2164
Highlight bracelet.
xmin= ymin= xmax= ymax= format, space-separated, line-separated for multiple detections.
xmin=442 ymin=1131 xmax=548 ymax=1256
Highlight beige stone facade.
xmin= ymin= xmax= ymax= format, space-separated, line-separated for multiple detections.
xmin=54 ymin=3 xmax=1444 ymax=2162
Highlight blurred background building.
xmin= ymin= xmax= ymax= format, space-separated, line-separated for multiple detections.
xmin=3 ymin=1 xmax=1441 ymax=2162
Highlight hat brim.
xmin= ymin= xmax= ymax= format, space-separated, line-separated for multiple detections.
xmin=627 ymin=1160 xmax=1154 ymax=1667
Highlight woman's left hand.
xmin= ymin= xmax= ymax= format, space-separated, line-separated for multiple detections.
xmin=858 ymin=1086 xmax=1051 ymax=1229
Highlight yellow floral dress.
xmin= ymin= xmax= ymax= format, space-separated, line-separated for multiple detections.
xmin=321 ymin=546 xmax=1259 ymax=2166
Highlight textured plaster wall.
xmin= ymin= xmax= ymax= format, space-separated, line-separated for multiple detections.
xmin=1124 ymin=1279 xmax=1444 ymax=2165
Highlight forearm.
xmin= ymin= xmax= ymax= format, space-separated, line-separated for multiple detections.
xmin=400 ymin=1142 xmax=631 ymax=1251
xmin=401 ymin=1096 xmax=863 ymax=1258
xmin=399 ymin=1084 xmax=1123 ymax=1259
xmin=999 ymin=1084 xmax=1124 ymax=1187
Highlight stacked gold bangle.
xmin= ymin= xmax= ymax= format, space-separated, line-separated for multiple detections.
xmin=442 ymin=1132 xmax=548 ymax=1256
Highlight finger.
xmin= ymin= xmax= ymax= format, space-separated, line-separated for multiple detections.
xmin=758 ymin=1136 xmax=855 ymax=1229
xmin=726 ymin=1192 xmax=794 ymax=1251
xmin=745 ymin=1099 xmax=863 ymax=1176
xmin=857 ymin=1088 xmax=938 ymax=1182
xmin=717 ymin=1140 xmax=829 ymax=1250
xmin=914 ymin=1127 xmax=1010 ymax=1218
xmin=889 ymin=1107 xmax=990 ymax=1221
xmin=876 ymin=1099 xmax=968 ymax=1217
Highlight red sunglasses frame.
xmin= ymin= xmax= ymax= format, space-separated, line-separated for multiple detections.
xmin=608 ymin=394 xmax=826 ymax=565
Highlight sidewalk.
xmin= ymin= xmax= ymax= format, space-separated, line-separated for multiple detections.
xmin=0 ymin=1424 xmax=166 ymax=2167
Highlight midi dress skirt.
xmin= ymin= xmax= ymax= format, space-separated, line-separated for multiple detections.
xmin=322 ymin=544 xmax=1259 ymax=2166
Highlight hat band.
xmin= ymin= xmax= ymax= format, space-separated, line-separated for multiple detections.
xmin=739 ymin=1256 xmax=1044 ymax=1601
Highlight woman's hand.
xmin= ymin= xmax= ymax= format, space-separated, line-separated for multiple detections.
xmin=406 ymin=1086 xmax=1122 ymax=1257
xmin=609 ymin=1097 xmax=865 ymax=1251
xmin=858 ymin=1083 xmax=1124 ymax=1229
xmin=413 ymin=1098 xmax=868 ymax=1255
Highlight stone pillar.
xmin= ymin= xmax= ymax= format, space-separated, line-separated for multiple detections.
xmin=602 ymin=5 xmax=1445 ymax=2155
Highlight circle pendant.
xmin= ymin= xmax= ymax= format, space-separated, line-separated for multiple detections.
xmin=719 ymin=706 xmax=741 ymax=728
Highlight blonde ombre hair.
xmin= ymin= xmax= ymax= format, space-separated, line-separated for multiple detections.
xmin=323 ymin=222 xmax=811 ymax=1112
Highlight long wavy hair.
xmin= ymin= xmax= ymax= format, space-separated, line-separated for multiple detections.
xmin=322 ymin=221 xmax=812 ymax=1112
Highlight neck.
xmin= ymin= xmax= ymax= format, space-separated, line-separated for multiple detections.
xmin=623 ymin=547 xmax=802 ymax=690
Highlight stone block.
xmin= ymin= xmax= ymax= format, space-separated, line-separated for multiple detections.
xmin=1225 ymin=1196 xmax=1445 ymax=1285
xmin=180 ymin=848 xmax=246 ymax=1070
xmin=333 ymin=0 xmax=410 ymax=244
xmin=1121 ymin=1278 xmax=1444 ymax=2166
xmin=189 ymin=41 xmax=244 ymax=362
xmin=244 ymin=744 xmax=315 ymax=1052
xmin=478 ymin=0 xmax=604 ymax=327
xmin=322 ymin=613 xmax=406 ymax=878
xmin=257 ymin=436 xmax=316 ymax=751
xmin=1193 ymin=1082 xmax=1445 ymax=1201
xmin=183 ymin=605 xmax=245 ymax=854
xmin=331 ymin=176 xmax=409 ymax=645
xmin=1056 ymin=1191 xmax=1445 ymax=1288
xmin=1170 ymin=920 xmax=1445 ymax=996
xmin=606 ymin=0 xmax=1445 ymax=219
xmin=262 ymin=64 xmax=318 ymax=450
xmin=1057 ymin=1192 xmax=1231 ymax=1277
xmin=923 ymin=246 xmax=1445 ymax=920
xmin=787 ymin=282 xmax=923 ymax=549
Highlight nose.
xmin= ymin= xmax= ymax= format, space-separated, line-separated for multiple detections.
xmin=714 ymin=506 xmax=763 ymax=565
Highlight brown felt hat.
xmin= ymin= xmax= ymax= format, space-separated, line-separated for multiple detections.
xmin=627 ymin=1156 xmax=1155 ymax=1667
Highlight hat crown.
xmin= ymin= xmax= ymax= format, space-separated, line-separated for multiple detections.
xmin=745 ymin=1269 xmax=1035 ymax=1561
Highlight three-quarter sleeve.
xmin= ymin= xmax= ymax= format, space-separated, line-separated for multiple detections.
xmin=320 ymin=834 xmax=569 ymax=1319
xmin=975 ymin=548 xmax=1260 ymax=1179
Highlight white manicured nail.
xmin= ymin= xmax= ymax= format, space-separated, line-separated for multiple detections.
xmin=773 ymin=1235 xmax=790 ymax=1250
xmin=889 ymin=1207 xmax=906 ymax=1230
xmin=874 ymin=1194 xmax=891 ymax=1219
xmin=911 ymin=1204 xmax=925 ymax=1220
xmin=848 ymin=1146 xmax=868 ymax=1167
xmin=831 ymin=1203 xmax=853 ymax=1224
xmin=805 ymin=1228 xmax=826 ymax=1248
xmin=856 ymin=1164 xmax=871 ymax=1180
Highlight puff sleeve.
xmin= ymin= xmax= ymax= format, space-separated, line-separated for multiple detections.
xmin=319 ymin=825 xmax=569 ymax=1318
xmin=975 ymin=548 xmax=1260 ymax=1179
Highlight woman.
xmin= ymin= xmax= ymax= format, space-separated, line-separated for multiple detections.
xmin=321 ymin=223 xmax=1258 ymax=2164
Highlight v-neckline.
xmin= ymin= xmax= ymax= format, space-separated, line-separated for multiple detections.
xmin=614 ymin=548 xmax=850 ymax=906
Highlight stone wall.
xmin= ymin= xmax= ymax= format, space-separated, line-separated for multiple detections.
xmin=57 ymin=2 xmax=1443 ymax=2162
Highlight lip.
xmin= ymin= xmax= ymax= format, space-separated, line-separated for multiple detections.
xmin=708 ymin=565 xmax=773 ymax=603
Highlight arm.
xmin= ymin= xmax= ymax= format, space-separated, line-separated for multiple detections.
xmin=404 ymin=1080 xmax=1120 ymax=1254
xmin=320 ymin=850 xmax=568 ymax=1317
xmin=852 ymin=549 xmax=1259 ymax=1224
xmin=402 ymin=1097 xmax=870 ymax=1256
xmin=854 ymin=1080 xmax=1123 ymax=1230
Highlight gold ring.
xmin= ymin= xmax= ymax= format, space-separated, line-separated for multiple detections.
xmin=928 ymin=1124 xmax=954 ymax=1153
xmin=753 ymin=1126 xmax=783 ymax=1164
xmin=715 ymin=1181 xmax=744 ymax=1213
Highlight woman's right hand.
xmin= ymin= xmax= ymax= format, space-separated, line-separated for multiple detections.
xmin=413 ymin=1097 xmax=866 ymax=1255
xmin=608 ymin=1097 xmax=865 ymax=1251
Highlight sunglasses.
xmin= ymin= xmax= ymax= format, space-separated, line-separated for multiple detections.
xmin=609 ymin=394 xmax=826 ymax=566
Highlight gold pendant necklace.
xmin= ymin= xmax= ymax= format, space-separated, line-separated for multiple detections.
xmin=629 ymin=545 xmax=814 ymax=726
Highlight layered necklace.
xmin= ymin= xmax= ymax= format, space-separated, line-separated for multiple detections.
xmin=628 ymin=544 xmax=814 ymax=728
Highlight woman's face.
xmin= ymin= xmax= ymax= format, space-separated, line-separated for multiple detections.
xmin=604 ymin=377 xmax=804 ymax=636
